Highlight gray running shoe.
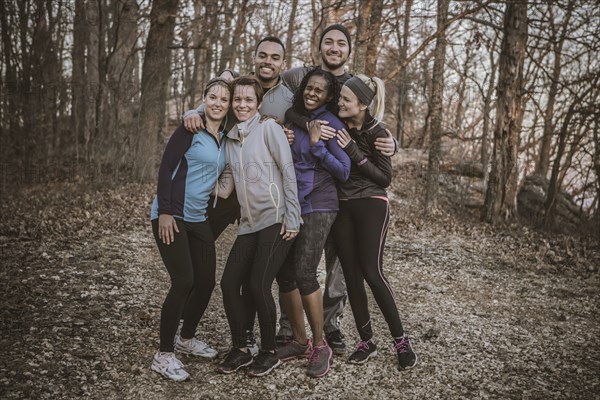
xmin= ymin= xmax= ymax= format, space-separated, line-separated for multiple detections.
xmin=276 ymin=339 xmax=312 ymax=362
xmin=306 ymin=342 xmax=333 ymax=378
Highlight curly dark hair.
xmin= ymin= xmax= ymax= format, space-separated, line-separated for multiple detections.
xmin=291 ymin=68 xmax=340 ymax=117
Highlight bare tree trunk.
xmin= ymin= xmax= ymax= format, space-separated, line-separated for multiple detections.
xmin=352 ymin=0 xmax=377 ymax=75
xmin=217 ymin=2 xmax=233 ymax=73
xmin=134 ymin=0 xmax=180 ymax=182
xmin=364 ymin=0 xmax=384 ymax=76
xmin=0 ymin=1 xmax=19 ymax=159
xmin=106 ymin=0 xmax=139 ymax=167
xmin=482 ymin=1 xmax=528 ymax=223
xmin=310 ymin=0 xmax=324 ymax=65
xmin=481 ymin=37 xmax=498 ymax=184
xmin=71 ymin=0 xmax=88 ymax=162
xmin=227 ymin=0 xmax=248 ymax=69
xmin=544 ymin=77 xmax=598 ymax=228
xmin=85 ymin=0 xmax=99 ymax=161
xmin=285 ymin=0 xmax=298 ymax=64
xmin=396 ymin=0 xmax=413 ymax=147
xmin=593 ymin=118 xmax=600 ymax=236
xmin=188 ymin=1 xmax=204 ymax=109
xmin=453 ymin=44 xmax=473 ymax=132
xmin=535 ymin=0 xmax=574 ymax=178
xmin=425 ymin=0 xmax=450 ymax=213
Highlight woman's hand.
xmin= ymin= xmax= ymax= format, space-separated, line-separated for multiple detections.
xmin=307 ymin=120 xmax=322 ymax=146
xmin=284 ymin=127 xmax=295 ymax=144
xmin=336 ymin=128 xmax=353 ymax=149
xmin=158 ymin=214 xmax=179 ymax=245
xmin=280 ymin=224 xmax=298 ymax=241
xmin=184 ymin=113 xmax=205 ymax=132
xmin=374 ymin=129 xmax=396 ymax=156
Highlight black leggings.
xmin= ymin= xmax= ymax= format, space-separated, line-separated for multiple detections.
xmin=220 ymin=223 xmax=295 ymax=351
xmin=331 ymin=197 xmax=404 ymax=341
xmin=207 ymin=192 xmax=241 ymax=239
xmin=152 ymin=219 xmax=216 ymax=352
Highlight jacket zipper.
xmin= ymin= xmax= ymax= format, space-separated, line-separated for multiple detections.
xmin=212 ymin=141 xmax=222 ymax=208
xmin=239 ymin=132 xmax=254 ymax=229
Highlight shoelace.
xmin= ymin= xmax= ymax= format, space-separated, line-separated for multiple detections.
xmin=163 ymin=353 xmax=184 ymax=369
xmin=356 ymin=340 xmax=371 ymax=352
xmin=394 ymin=339 xmax=409 ymax=353
xmin=308 ymin=346 xmax=324 ymax=366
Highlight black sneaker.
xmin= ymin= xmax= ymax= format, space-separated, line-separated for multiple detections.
xmin=275 ymin=334 xmax=293 ymax=347
xmin=326 ymin=330 xmax=346 ymax=354
xmin=348 ymin=339 xmax=377 ymax=364
xmin=394 ymin=336 xmax=418 ymax=370
xmin=216 ymin=348 xmax=253 ymax=374
xmin=247 ymin=351 xmax=282 ymax=377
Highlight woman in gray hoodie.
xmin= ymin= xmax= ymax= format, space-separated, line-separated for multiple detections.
xmin=215 ymin=76 xmax=302 ymax=377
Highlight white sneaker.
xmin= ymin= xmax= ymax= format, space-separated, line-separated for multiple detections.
xmin=175 ymin=337 xmax=218 ymax=359
xmin=150 ymin=352 xmax=189 ymax=382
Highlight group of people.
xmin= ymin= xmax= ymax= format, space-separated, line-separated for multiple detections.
xmin=148 ymin=24 xmax=418 ymax=382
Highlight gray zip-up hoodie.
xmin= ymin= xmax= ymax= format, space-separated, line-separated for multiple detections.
xmin=217 ymin=113 xmax=302 ymax=235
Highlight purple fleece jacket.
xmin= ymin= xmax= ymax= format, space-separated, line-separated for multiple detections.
xmin=289 ymin=105 xmax=351 ymax=215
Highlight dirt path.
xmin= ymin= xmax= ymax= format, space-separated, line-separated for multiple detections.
xmin=1 ymin=165 xmax=599 ymax=399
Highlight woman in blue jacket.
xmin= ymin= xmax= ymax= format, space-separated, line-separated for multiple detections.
xmin=149 ymin=77 xmax=231 ymax=382
xmin=276 ymin=69 xmax=350 ymax=377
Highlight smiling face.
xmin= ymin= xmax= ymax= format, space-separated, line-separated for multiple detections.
xmin=303 ymin=75 xmax=331 ymax=112
xmin=203 ymin=84 xmax=230 ymax=122
xmin=253 ymin=40 xmax=285 ymax=88
xmin=232 ymin=85 xmax=261 ymax=122
xmin=320 ymin=30 xmax=350 ymax=71
xmin=338 ymin=85 xmax=366 ymax=120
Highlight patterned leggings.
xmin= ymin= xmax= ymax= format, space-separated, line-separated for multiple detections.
xmin=277 ymin=211 xmax=337 ymax=296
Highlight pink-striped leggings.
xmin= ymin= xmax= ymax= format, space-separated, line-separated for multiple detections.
xmin=331 ymin=197 xmax=404 ymax=341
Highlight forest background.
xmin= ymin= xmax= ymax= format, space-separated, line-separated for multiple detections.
xmin=1 ymin=0 xmax=599 ymax=228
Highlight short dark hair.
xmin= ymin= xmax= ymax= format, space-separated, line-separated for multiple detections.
xmin=231 ymin=75 xmax=265 ymax=104
xmin=291 ymin=68 xmax=339 ymax=116
xmin=254 ymin=36 xmax=286 ymax=57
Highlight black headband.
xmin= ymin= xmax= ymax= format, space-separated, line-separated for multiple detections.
xmin=203 ymin=77 xmax=231 ymax=96
xmin=344 ymin=76 xmax=375 ymax=105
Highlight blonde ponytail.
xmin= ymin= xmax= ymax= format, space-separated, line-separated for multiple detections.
xmin=354 ymin=74 xmax=386 ymax=126
xmin=370 ymin=76 xmax=385 ymax=125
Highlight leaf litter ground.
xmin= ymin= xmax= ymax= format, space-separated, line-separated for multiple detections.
xmin=1 ymin=151 xmax=598 ymax=399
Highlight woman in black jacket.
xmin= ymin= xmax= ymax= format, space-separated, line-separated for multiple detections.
xmin=333 ymin=74 xmax=418 ymax=370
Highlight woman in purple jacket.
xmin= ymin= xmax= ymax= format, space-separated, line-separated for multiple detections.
xmin=276 ymin=69 xmax=350 ymax=377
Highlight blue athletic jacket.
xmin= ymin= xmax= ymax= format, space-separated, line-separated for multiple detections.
xmin=289 ymin=105 xmax=351 ymax=215
xmin=150 ymin=124 xmax=226 ymax=222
